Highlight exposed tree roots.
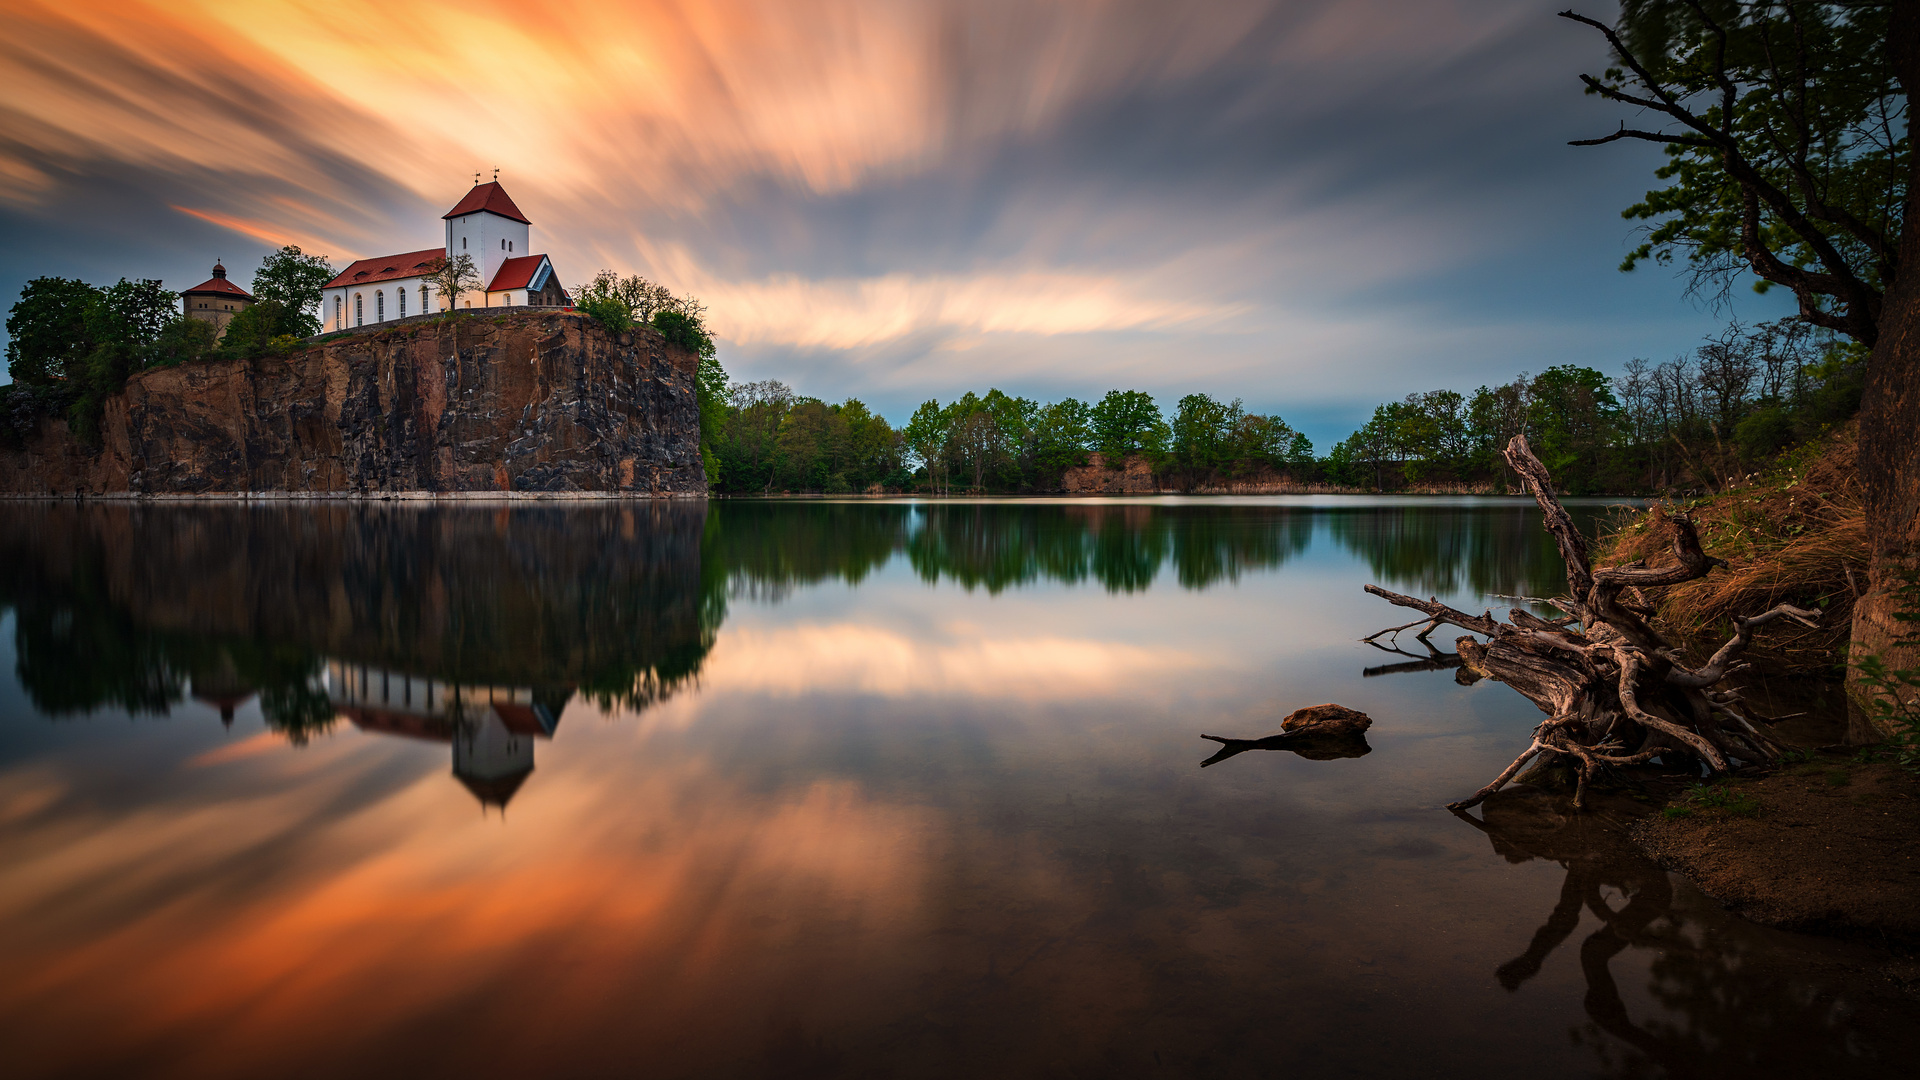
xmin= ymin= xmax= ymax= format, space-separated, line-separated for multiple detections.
xmin=1367 ymin=435 xmax=1819 ymax=811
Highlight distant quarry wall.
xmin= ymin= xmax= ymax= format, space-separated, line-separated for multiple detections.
xmin=0 ymin=311 xmax=705 ymax=497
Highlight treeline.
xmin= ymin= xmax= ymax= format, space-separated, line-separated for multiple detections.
xmin=707 ymin=385 xmax=1311 ymax=494
xmin=1328 ymin=318 xmax=1863 ymax=494
xmin=2 ymin=247 xmax=335 ymax=443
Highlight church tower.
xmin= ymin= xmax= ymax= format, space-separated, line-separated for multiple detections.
xmin=442 ymin=180 xmax=532 ymax=290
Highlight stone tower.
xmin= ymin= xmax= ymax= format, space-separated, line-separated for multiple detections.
xmin=181 ymin=262 xmax=256 ymax=339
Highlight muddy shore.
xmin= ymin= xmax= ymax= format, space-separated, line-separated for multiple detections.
xmin=1631 ymin=756 xmax=1920 ymax=949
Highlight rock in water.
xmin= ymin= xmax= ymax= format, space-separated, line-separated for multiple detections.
xmin=1279 ymin=704 xmax=1372 ymax=737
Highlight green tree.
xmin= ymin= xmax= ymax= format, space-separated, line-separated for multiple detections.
xmin=1089 ymin=389 xmax=1168 ymax=461
xmin=249 ymin=247 xmax=334 ymax=337
xmin=903 ymin=399 xmax=951 ymax=494
xmin=147 ymin=317 xmax=220 ymax=369
xmin=716 ymin=380 xmax=792 ymax=493
xmin=215 ymin=300 xmax=302 ymax=358
xmin=1030 ymin=397 xmax=1092 ymax=480
xmin=1170 ymin=393 xmax=1235 ymax=474
xmin=696 ymin=351 xmax=729 ymax=487
xmin=1527 ymin=365 xmax=1621 ymax=494
xmin=1563 ymin=2 xmax=1918 ymax=698
xmin=653 ymin=308 xmax=715 ymax=358
xmin=6 ymin=277 xmax=102 ymax=385
xmin=95 ymin=278 xmax=177 ymax=350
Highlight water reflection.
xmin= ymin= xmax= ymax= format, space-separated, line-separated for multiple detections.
xmin=0 ymin=501 xmax=710 ymax=719
xmin=328 ymin=661 xmax=561 ymax=808
xmin=0 ymin=497 xmax=1910 ymax=1079
xmin=710 ymin=498 xmax=1610 ymax=601
xmin=1462 ymin=789 xmax=1919 ymax=1077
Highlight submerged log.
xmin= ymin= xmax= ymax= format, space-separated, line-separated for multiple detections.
xmin=1364 ymin=435 xmax=1818 ymax=811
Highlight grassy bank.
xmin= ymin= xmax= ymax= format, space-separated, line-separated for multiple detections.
xmin=1599 ymin=423 xmax=1865 ymax=671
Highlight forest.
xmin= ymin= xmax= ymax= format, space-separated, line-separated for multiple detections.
xmin=703 ymin=315 xmax=1864 ymax=497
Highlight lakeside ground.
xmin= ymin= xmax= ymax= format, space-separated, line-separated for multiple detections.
xmin=1634 ymin=758 xmax=1920 ymax=952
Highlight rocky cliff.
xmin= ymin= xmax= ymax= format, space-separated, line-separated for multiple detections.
xmin=0 ymin=311 xmax=705 ymax=496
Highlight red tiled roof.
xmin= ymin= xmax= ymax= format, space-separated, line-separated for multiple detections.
xmin=486 ymin=254 xmax=551 ymax=292
xmin=442 ymin=182 xmax=531 ymax=224
xmin=339 ymin=705 xmax=453 ymax=743
xmin=323 ymin=248 xmax=446 ymax=290
xmin=491 ymin=703 xmax=553 ymax=736
xmin=183 ymin=276 xmax=252 ymax=298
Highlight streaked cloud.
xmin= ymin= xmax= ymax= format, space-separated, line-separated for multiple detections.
xmin=0 ymin=0 xmax=1782 ymax=442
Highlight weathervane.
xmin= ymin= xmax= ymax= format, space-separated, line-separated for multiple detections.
xmin=492 ymin=167 xmax=500 ymax=182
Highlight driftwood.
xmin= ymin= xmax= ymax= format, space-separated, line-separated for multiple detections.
xmin=1366 ymin=435 xmax=1818 ymax=811
xmin=1200 ymin=704 xmax=1374 ymax=765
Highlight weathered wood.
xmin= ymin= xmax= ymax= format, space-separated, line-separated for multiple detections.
xmin=1370 ymin=434 xmax=1820 ymax=809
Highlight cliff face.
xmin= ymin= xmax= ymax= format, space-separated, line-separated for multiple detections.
xmin=1060 ymin=452 xmax=1159 ymax=494
xmin=0 ymin=311 xmax=705 ymax=496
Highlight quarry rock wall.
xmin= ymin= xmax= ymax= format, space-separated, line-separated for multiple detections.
xmin=0 ymin=311 xmax=705 ymax=496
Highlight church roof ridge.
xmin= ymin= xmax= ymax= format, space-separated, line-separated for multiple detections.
xmin=443 ymin=182 xmax=531 ymax=225
xmin=323 ymin=247 xmax=448 ymax=290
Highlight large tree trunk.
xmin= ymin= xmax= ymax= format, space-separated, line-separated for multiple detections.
xmin=1851 ymin=4 xmax=1920 ymax=735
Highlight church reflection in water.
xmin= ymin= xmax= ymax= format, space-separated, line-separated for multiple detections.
xmin=325 ymin=661 xmax=563 ymax=809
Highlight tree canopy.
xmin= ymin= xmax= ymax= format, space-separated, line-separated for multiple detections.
xmin=1566 ymin=2 xmax=1906 ymax=344
xmin=249 ymin=246 xmax=334 ymax=337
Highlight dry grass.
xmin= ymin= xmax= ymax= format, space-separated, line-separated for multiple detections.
xmin=1598 ymin=423 xmax=1865 ymax=669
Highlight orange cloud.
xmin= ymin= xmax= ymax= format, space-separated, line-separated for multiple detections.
xmin=168 ymin=205 xmax=340 ymax=256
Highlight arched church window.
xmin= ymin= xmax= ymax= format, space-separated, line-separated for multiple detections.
xmin=354 ymin=294 xmax=363 ymax=326
xmin=508 ymin=240 xmax=513 ymax=251
xmin=462 ymin=237 xmax=467 ymax=250
xmin=420 ymin=285 xmax=428 ymax=312
xmin=375 ymin=290 xmax=384 ymax=321
xmin=398 ymin=287 xmax=406 ymax=316
xmin=335 ymin=296 xmax=342 ymax=328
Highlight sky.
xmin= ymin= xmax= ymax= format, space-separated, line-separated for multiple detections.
xmin=0 ymin=0 xmax=1791 ymax=447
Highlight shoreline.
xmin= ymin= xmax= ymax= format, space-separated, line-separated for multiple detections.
xmin=0 ymin=490 xmax=709 ymax=502
xmin=1628 ymin=756 xmax=1920 ymax=953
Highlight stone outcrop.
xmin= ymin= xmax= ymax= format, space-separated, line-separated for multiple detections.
xmin=1061 ymin=452 xmax=1158 ymax=494
xmin=0 ymin=311 xmax=704 ymax=496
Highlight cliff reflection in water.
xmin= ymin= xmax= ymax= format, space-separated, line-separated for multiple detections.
xmin=0 ymin=503 xmax=714 ymax=804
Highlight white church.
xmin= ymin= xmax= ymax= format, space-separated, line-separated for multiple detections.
xmin=321 ymin=179 xmax=571 ymax=331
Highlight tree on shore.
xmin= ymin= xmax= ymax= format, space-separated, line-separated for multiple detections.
xmin=249 ymin=247 xmax=334 ymax=337
xmin=1559 ymin=2 xmax=1915 ymax=722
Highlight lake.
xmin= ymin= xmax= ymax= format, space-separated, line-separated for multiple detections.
xmin=0 ymin=497 xmax=1913 ymax=1079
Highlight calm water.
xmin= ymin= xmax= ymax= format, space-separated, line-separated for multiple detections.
xmin=0 ymin=498 xmax=1912 ymax=1079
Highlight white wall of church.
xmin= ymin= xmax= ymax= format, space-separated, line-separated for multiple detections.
xmin=445 ymin=213 xmax=529 ymax=289
xmin=324 ymin=278 xmax=442 ymax=331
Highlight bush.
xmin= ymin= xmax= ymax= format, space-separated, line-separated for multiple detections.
xmin=576 ymin=295 xmax=633 ymax=334
xmin=148 ymin=317 xmax=219 ymax=368
xmin=652 ymin=309 xmax=714 ymax=357
xmin=1735 ymin=405 xmax=1793 ymax=460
